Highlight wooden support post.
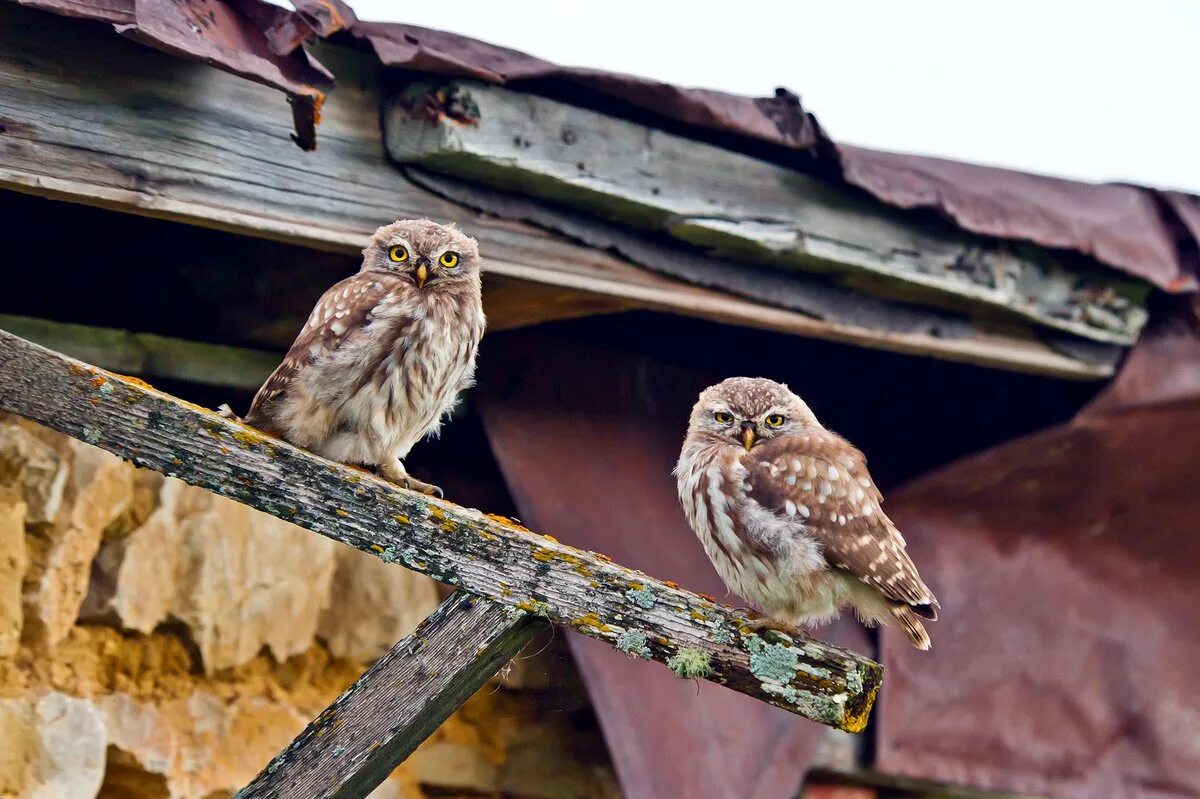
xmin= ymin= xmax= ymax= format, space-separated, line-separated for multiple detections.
xmin=236 ymin=590 xmax=545 ymax=799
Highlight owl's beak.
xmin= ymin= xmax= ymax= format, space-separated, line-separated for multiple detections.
xmin=414 ymin=263 xmax=429 ymax=289
xmin=740 ymin=424 xmax=757 ymax=451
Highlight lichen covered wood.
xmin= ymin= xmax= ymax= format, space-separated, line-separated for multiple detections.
xmin=0 ymin=330 xmax=883 ymax=731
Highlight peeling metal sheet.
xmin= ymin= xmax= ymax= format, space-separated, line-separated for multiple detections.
xmin=344 ymin=21 xmax=825 ymax=150
xmin=9 ymin=0 xmax=1199 ymax=289
xmin=475 ymin=332 xmax=873 ymax=799
xmin=836 ymin=146 xmax=1200 ymax=294
xmin=10 ymin=0 xmax=132 ymax=23
xmin=877 ymin=317 xmax=1200 ymax=798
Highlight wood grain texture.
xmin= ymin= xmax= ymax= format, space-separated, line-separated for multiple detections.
xmin=0 ymin=329 xmax=883 ymax=729
xmin=236 ymin=590 xmax=545 ymax=799
xmin=0 ymin=4 xmax=1110 ymax=378
xmin=385 ymin=80 xmax=1149 ymax=346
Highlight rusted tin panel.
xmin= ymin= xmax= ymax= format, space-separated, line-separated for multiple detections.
xmin=836 ymin=145 xmax=1199 ymax=293
xmin=877 ymin=319 xmax=1200 ymax=798
xmin=344 ymin=21 xmax=824 ymax=150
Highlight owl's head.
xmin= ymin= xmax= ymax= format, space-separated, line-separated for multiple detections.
xmin=687 ymin=377 xmax=821 ymax=451
xmin=362 ymin=219 xmax=482 ymax=290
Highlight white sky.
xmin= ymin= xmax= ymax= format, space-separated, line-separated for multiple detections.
xmin=347 ymin=0 xmax=1199 ymax=193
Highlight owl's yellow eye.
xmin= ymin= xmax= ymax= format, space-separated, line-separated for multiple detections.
xmin=439 ymin=251 xmax=460 ymax=268
xmin=765 ymin=414 xmax=786 ymax=428
xmin=388 ymin=245 xmax=409 ymax=263
xmin=713 ymin=411 xmax=734 ymax=424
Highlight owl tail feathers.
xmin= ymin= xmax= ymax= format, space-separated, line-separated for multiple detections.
xmin=891 ymin=604 xmax=932 ymax=650
xmin=216 ymin=404 xmax=243 ymax=422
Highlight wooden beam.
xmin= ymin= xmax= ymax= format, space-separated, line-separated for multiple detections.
xmin=236 ymin=590 xmax=545 ymax=799
xmin=0 ymin=314 xmax=280 ymax=390
xmin=0 ymin=4 xmax=1114 ymax=379
xmin=384 ymin=80 xmax=1149 ymax=346
xmin=0 ymin=329 xmax=883 ymax=730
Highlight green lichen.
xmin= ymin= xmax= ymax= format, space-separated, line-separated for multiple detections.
xmin=616 ymin=630 xmax=651 ymax=659
xmin=624 ymin=586 xmax=657 ymax=609
xmin=667 ymin=647 xmax=713 ymax=679
xmin=747 ymin=636 xmax=800 ymax=685
xmin=710 ymin=624 xmax=736 ymax=645
xmin=846 ymin=667 xmax=863 ymax=695
xmin=761 ymin=683 xmax=800 ymax=705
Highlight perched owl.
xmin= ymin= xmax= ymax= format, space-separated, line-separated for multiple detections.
xmin=674 ymin=377 xmax=938 ymax=649
xmin=243 ymin=219 xmax=486 ymax=497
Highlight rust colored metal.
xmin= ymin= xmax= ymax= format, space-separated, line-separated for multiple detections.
xmin=337 ymin=17 xmax=1200 ymax=295
xmin=876 ymin=315 xmax=1200 ymax=799
xmin=475 ymin=331 xmax=872 ymax=799
xmin=10 ymin=0 xmax=132 ymax=23
xmin=290 ymin=0 xmax=356 ymax=37
xmin=344 ymin=21 xmax=824 ymax=150
xmin=835 ymin=145 xmax=1200 ymax=293
xmin=10 ymin=0 xmax=1200 ymax=286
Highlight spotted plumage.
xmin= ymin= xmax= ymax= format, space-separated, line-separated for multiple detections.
xmin=244 ymin=219 xmax=486 ymax=497
xmin=674 ymin=377 xmax=939 ymax=649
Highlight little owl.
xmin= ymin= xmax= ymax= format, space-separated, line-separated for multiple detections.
xmin=243 ymin=219 xmax=485 ymax=497
xmin=675 ymin=377 xmax=938 ymax=649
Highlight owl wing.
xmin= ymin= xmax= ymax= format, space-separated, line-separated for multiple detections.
xmin=745 ymin=433 xmax=938 ymax=617
xmin=246 ymin=274 xmax=394 ymax=425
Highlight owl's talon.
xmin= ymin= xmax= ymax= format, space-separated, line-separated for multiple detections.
xmin=739 ymin=617 xmax=809 ymax=644
xmin=402 ymin=477 xmax=443 ymax=498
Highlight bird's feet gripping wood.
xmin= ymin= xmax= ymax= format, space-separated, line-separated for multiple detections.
xmin=380 ymin=458 xmax=443 ymax=499
xmin=737 ymin=611 xmax=811 ymax=644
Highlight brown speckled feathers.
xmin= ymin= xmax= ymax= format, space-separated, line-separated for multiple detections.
xmin=746 ymin=434 xmax=938 ymax=618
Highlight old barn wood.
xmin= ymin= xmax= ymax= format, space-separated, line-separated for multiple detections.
xmin=0 ymin=3 xmax=1118 ymax=379
xmin=0 ymin=329 xmax=883 ymax=796
xmin=384 ymin=80 xmax=1149 ymax=345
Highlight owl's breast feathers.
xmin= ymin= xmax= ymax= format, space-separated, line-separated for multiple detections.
xmin=743 ymin=434 xmax=939 ymax=619
xmin=245 ymin=273 xmax=484 ymax=456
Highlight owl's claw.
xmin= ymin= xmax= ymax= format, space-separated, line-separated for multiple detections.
xmin=401 ymin=476 xmax=444 ymax=498
xmin=410 ymin=479 xmax=444 ymax=499
xmin=738 ymin=616 xmax=810 ymax=644
xmin=377 ymin=459 xmax=442 ymax=498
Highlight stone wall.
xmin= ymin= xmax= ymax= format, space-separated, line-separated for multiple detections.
xmin=0 ymin=415 xmax=619 ymax=799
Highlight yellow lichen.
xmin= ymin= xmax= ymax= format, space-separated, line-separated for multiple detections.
xmin=570 ymin=613 xmax=611 ymax=633
xmin=840 ymin=682 xmax=880 ymax=733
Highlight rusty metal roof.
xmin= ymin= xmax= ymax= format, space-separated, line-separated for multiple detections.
xmin=11 ymin=0 xmax=1199 ymax=292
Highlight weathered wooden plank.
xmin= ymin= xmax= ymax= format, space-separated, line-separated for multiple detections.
xmin=0 ymin=4 xmax=1112 ymax=378
xmin=384 ymin=80 xmax=1149 ymax=346
xmin=0 ymin=314 xmax=280 ymax=390
xmin=237 ymin=590 xmax=545 ymax=799
xmin=0 ymin=329 xmax=883 ymax=730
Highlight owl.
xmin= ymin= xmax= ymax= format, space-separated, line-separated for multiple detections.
xmin=243 ymin=219 xmax=486 ymax=497
xmin=674 ymin=377 xmax=939 ymax=649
